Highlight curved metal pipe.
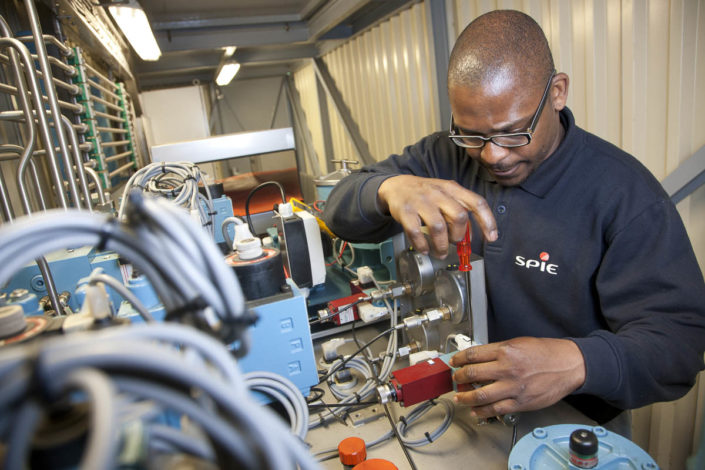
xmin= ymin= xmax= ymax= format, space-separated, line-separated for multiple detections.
xmin=83 ymin=165 xmax=107 ymax=206
xmin=61 ymin=116 xmax=92 ymax=211
xmin=23 ymin=0 xmax=80 ymax=208
xmin=0 ymin=37 xmax=66 ymax=209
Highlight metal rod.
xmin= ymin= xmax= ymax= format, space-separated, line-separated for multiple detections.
xmin=0 ymin=110 xmax=87 ymax=132
xmin=24 ymin=0 xmax=80 ymax=208
xmin=108 ymin=161 xmax=134 ymax=178
xmin=93 ymin=110 xmax=126 ymax=123
xmin=104 ymin=151 xmax=132 ymax=163
xmin=84 ymin=62 xmax=118 ymax=90
xmin=101 ymin=140 xmax=130 ymax=148
xmin=89 ymin=94 xmax=122 ymax=113
xmin=0 ymin=163 xmax=13 ymax=221
xmin=96 ymin=126 xmax=127 ymax=134
xmin=61 ymin=115 xmax=93 ymax=211
xmin=0 ymin=82 xmax=84 ymax=113
xmin=83 ymin=165 xmax=107 ymax=205
xmin=0 ymin=52 xmax=75 ymax=75
xmin=33 ymin=67 xmax=80 ymax=94
xmin=0 ymin=146 xmax=47 ymax=212
xmin=16 ymin=34 xmax=72 ymax=56
xmin=86 ymin=77 xmax=120 ymax=101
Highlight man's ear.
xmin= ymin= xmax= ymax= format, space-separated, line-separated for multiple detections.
xmin=551 ymin=72 xmax=569 ymax=111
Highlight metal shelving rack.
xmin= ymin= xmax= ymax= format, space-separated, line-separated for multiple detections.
xmin=70 ymin=46 xmax=137 ymax=190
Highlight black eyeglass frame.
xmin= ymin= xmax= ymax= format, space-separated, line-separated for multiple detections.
xmin=449 ymin=70 xmax=556 ymax=149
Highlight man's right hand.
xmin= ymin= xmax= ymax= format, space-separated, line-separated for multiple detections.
xmin=377 ymin=175 xmax=498 ymax=258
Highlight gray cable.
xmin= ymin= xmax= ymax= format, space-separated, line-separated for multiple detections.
xmin=148 ymin=424 xmax=214 ymax=460
xmin=88 ymin=270 xmax=154 ymax=322
xmin=245 ymin=370 xmax=309 ymax=439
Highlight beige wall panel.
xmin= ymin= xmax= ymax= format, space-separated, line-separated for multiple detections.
xmin=318 ymin=2 xmax=438 ymax=163
xmin=293 ymin=64 xmax=326 ymax=175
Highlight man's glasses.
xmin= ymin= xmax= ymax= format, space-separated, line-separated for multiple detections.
xmin=449 ymin=70 xmax=556 ymax=149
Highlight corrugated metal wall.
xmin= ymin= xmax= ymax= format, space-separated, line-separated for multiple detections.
xmin=294 ymin=1 xmax=705 ymax=468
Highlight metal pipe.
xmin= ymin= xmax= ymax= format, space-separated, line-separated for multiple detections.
xmin=0 ymin=163 xmax=13 ymax=221
xmin=0 ymin=146 xmax=48 ymax=212
xmin=16 ymin=34 xmax=72 ymax=56
xmin=86 ymin=77 xmax=120 ymax=101
xmin=104 ymin=151 xmax=132 ymax=163
xmin=90 ymin=94 xmax=123 ymax=113
xmin=0 ymin=39 xmax=67 ymax=206
xmin=33 ymin=67 xmax=80 ymax=94
xmin=0 ymin=110 xmax=87 ymax=132
xmin=108 ymin=161 xmax=134 ymax=178
xmin=96 ymin=126 xmax=127 ymax=134
xmin=0 ymin=83 xmax=83 ymax=113
xmin=101 ymin=140 xmax=130 ymax=148
xmin=83 ymin=165 xmax=106 ymax=205
xmin=84 ymin=62 xmax=118 ymax=90
xmin=61 ymin=115 xmax=92 ymax=211
xmin=2 ymin=16 xmax=62 ymax=316
xmin=93 ymin=110 xmax=126 ymax=122
xmin=23 ymin=0 xmax=80 ymax=208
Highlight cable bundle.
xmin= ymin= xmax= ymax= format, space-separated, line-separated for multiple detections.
xmin=0 ymin=322 xmax=322 ymax=470
xmin=118 ymin=161 xmax=216 ymax=236
xmin=0 ymin=191 xmax=253 ymax=353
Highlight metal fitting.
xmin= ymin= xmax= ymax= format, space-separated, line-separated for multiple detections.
xmin=402 ymin=314 xmax=425 ymax=330
xmin=9 ymin=289 xmax=29 ymax=302
xmin=376 ymin=383 xmax=396 ymax=404
xmin=317 ymin=308 xmax=330 ymax=322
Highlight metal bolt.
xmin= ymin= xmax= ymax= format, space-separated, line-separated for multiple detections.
xmin=9 ymin=289 xmax=29 ymax=301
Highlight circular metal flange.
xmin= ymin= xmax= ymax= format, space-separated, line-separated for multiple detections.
xmin=433 ymin=269 xmax=467 ymax=325
xmin=397 ymin=250 xmax=435 ymax=297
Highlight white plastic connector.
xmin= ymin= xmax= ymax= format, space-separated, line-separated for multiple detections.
xmin=454 ymin=334 xmax=476 ymax=351
xmin=236 ymin=237 xmax=263 ymax=260
xmin=278 ymin=202 xmax=293 ymax=218
xmin=234 ymin=223 xmax=254 ymax=246
xmin=357 ymin=302 xmax=388 ymax=323
xmin=321 ymin=337 xmax=347 ymax=362
xmin=356 ymin=266 xmax=374 ymax=284
xmin=261 ymin=236 xmax=274 ymax=247
xmin=409 ymin=350 xmax=439 ymax=366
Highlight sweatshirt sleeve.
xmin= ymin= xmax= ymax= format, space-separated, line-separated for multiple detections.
xmin=570 ymin=199 xmax=705 ymax=409
xmin=322 ymin=132 xmax=456 ymax=242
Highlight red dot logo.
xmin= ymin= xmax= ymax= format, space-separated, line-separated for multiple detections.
xmin=539 ymin=252 xmax=550 ymax=262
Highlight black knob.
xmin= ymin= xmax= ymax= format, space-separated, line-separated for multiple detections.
xmin=569 ymin=429 xmax=598 ymax=468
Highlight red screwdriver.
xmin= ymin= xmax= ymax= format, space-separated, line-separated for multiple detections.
xmin=456 ymin=223 xmax=473 ymax=338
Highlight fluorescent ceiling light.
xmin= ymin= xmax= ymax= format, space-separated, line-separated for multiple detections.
xmin=216 ymin=62 xmax=240 ymax=86
xmin=223 ymin=46 xmax=237 ymax=57
xmin=109 ymin=1 xmax=162 ymax=61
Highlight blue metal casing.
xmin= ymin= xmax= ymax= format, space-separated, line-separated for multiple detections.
xmin=237 ymin=279 xmax=318 ymax=399
xmin=1 ymin=247 xmax=124 ymax=311
xmin=207 ymin=195 xmax=235 ymax=246
xmin=508 ymin=424 xmax=658 ymax=470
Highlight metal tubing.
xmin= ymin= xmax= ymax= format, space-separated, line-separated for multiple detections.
xmin=17 ymin=34 xmax=72 ymax=56
xmin=61 ymin=115 xmax=92 ymax=211
xmin=96 ymin=126 xmax=127 ymax=134
xmin=0 ymin=146 xmax=47 ymax=212
xmin=23 ymin=0 xmax=79 ymax=208
xmin=83 ymin=165 xmax=106 ymax=205
xmin=0 ymin=163 xmax=13 ymax=221
xmin=104 ymin=151 xmax=132 ymax=163
xmin=90 ymin=94 xmax=122 ymax=113
xmin=87 ymin=77 xmax=120 ymax=101
xmin=84 ymin=62 xmax=118 ymax=90
xmin=0 ymin=38 xmax=67 ymax=207
xmin=101 ymin=140 xmax=130 ymax=148
xmin=108 ymin=161 xmax=134 ymax=178
xmin=93 ymin=110 xmax=126 ymax=123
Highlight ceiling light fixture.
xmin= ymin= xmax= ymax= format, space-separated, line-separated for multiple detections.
xmin=223 ymin=46 xmax=237 ymax=58
xmin=108 ymin=0 xmax=162 ymax=61
xmin=215 ymin=61 xmax=240 ymax=87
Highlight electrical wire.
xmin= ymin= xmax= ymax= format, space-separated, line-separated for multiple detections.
xmin=0 ymin=191 xmax=252 ymax=354
xmin=87 ymin=269 xmax=154 ymax=322
xmin=220 ymin=216 xmax=245 ymax=248
xmin=383 ymin=402 xmax=419 ymax=470
xmin=118 ymin=161 xmax=216 ymax=236
xmin=244 ymin=371 xmax=309 ymax=440
xmin=0 ymin=323 xmax=321 ymax=470
xmin=244 ymin=181 xmax=287 ymax=234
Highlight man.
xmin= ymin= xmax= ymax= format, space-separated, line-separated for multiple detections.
xmin=323 ymin=10 xmax=705 ymax=429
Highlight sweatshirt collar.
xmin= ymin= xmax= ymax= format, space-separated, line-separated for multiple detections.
xmin=518 ymin=107 xmax=578 ymax=198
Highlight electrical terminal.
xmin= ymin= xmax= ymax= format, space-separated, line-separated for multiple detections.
xmin=356 ymin=266 xmax=374 ymax=284
xmin=321 ymin=337 xmax=348 ymax=362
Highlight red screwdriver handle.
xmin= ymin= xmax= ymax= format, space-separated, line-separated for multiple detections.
xmin=456 ymin=223 xmax=472 ymax=272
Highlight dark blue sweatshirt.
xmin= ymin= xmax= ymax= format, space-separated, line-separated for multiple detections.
xmin=323 ymin=108 xmax=705 ymax=422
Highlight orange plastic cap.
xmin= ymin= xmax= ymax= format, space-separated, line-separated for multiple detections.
xmin=353 ymin=458 xmax=398 ymax=470
xmin=338 ymin=437 xmax=367 ymax=465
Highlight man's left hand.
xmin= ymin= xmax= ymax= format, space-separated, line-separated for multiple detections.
xmin=449 ymin=337 xmax=586 ymax=418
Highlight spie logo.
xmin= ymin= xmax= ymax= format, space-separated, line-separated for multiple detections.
xmin=515 ymin=251 xmax=558 ymax=275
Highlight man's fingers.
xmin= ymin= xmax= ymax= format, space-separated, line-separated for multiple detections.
xmin=450 ymin=343 xmax=500 ymax=368
xmin=457 ymin=191 xmax=498 ymax=242
xmin=452 ymin=362 xmax=500 ymax=384
xmin=453 ymin=381 xmax=517 ymax=410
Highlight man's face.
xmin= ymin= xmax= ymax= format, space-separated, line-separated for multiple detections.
xmin=449 ymin=75 xmax=562 ymax=186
